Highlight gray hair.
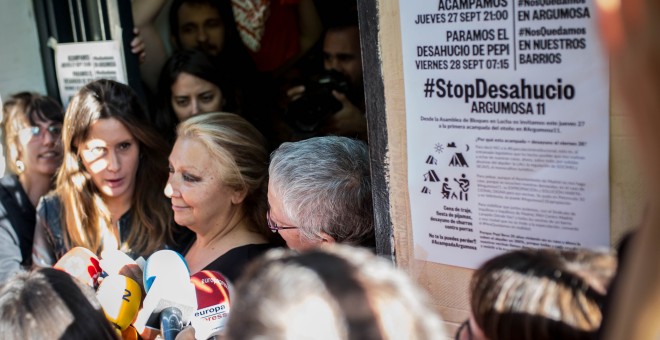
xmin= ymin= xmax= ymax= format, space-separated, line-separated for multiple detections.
xmin=225 ymin=244 xmax=446 ymax=340
xmin=269 ymin=136 xmax=374 ymax=247
xmin=0 ymin=268 xmax=118 ymax=339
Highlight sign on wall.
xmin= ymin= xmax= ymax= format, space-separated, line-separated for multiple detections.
xmin=400 ymin=0 xmax=609 ymax=268
xmin=54 ymin=40 xmax=127 ymax=107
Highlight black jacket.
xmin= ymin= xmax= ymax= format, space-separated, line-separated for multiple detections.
xmin=0 ymin=175 xmax=36 ymax=282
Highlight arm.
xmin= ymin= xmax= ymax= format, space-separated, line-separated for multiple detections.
xmin=132 ymin=0 xmax=169 ymax=94
xmin=602 ymin=211 xmax=660 ymax=339
xmin=132 ymin=0 xmax=168 ymax=26
xmin=297 ymin=0 xmax=323 ymax=55
xmin=0 ymin=222 xmax=23 ymax=283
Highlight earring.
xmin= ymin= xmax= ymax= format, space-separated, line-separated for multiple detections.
xmin=15 ymin=160 xmax=25 ymax=174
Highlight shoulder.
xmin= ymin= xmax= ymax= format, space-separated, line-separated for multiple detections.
xmin=0 ymin=174 xmax=18 ymax=187
xmin=0 ymin=175 xmax=18 ymax=207
xmin=0 ymin=175 xmax=20 ymax=202
xmin=241 ymin=243 xmax=281 ymax=255
xmin=37 ymin=193 xmax=62 ymax=212
xmin=36 ymin=193 xmax=63 ymax=232
xmin=223 ymin=243 xmax=281 ymax=264
xmin=205 ymin=243 xmax=282 ymax=282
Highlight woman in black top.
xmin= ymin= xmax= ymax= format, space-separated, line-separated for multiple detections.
xmin=0 ymin=93 xmax=63 ymax=282
xmin=165 ymin=112 xmax=283 ymax=282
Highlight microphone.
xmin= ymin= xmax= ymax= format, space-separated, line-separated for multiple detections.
xmin=121 ymin=325 xmax=139 ymax=340
xmin=142 ymin=249 xmax=189 ymax=292
xmin=190 ymin=270 xmax=234 ymax=340
xmin=96 ymin=274 xmax=143 ymax=331
xmin=100 ymin=249 xmax=144 ymax=275
xmin=54 ymin=246 xmax=103 ymax=289
xmin=100 ymin=249 xmax=146 ymax=298
xmin=133 ymin=250 xmax=196 ymax=340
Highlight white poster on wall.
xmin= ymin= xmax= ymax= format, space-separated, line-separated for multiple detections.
xmin=54 ymin=40 xmax=127 ymax=107
xmin=399 ymin=0 xmax=609 ymax=269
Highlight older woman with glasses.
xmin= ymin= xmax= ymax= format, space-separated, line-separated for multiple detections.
xmin=165 ymin=112 xmax=283 ymax=282
xmin=267 ymin=136 xmax=375 ymax=251
xmin=0 ymin=92 xmax=63 ymax=282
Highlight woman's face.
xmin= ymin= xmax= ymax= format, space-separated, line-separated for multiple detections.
xmin=17 ymin=116 xmax=63 ymax=177
xmin=171 ymin=72 xmax=223 ymax=122
xmin=78 ymin=118 xmax=140 ymax=202
xmin=165 ymin=137 xmax=244 ymax=231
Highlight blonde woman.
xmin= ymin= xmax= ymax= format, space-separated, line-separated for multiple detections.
xmin=165 ymin=112 xmax=282 ymax=282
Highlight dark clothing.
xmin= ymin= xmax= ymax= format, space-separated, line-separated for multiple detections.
xmin=0 ymin=175 xmax=36 ymax=282
xmin=32 ymin=194 xmax=134 ymax=266
xmin=598 ymin=231 xmax=634 ymax=339
xmin=183 ymin=241 xmax=278 ymax=283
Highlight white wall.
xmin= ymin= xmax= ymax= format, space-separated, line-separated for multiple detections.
xmin=0 ymin=0 xmax=46 ymax=175
xmin=0 ymin=0 xmax=46 ymax=102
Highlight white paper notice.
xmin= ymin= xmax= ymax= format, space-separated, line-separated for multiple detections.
xmin=399 ymin=0 xmax=609 ymax=269
xmin=54 ymin=40 xmax=127 ymax=106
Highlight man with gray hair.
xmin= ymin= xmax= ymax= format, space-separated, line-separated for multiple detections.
xmin=267 ymin=136 xmax=374 ymax=250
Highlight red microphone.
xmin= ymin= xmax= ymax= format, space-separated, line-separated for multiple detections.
xmin=54 ymin=246 xmax=103 ymax=289
xmin=190 ymin=270 xmax=233 ymax=339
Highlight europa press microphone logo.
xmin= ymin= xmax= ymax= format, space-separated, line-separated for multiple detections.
xmin=190 ymin=270 xmax=234 ymax=338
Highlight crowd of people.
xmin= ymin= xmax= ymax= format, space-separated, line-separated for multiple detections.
xmin=0 ymin=0 xmax=657 ymax=338
xmin=133 ymin=0 xmax=366 ymax=149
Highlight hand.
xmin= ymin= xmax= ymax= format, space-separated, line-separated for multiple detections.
xmin=117 ymin=263 xmax=144 ymax=292
xmin=174 ymin=325 xmax=196 ymax=340
xmin=286 ymin=85 xmax=306 ymax=102
xmin=100 ymin=249 xmax=146 ymax=302
xmin=130 ymin=28 xmax=146 ymax=64
xmin=323 ymin=90 xmax=367 ymax=138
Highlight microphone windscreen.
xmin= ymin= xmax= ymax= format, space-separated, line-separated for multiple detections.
xmin=100 ymin=249 xmax=140 ymax=275
xmin=143 ymin=250 xmax=189 ymax=292
xmin=121 ymin=325 xmax=139 ymax=340
xmin=96 ymin=275 xmax=143 ymax=330
xmin=160 ymin=307 xmax=184 ymax=340
xmin=190 ymin=270 xmax=233 ymax=340
xmin=54 ymin=246 xmax=102 ymax=288
xmin=133 ymin=277 xmax=197 ymax=338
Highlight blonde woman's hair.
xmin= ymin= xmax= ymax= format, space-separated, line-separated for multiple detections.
xmin=176 ymin=112 xmax=272 ymax=239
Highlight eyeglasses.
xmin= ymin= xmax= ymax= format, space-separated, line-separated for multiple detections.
xmin=454 ymin=319 xmax=473 ymax=340
xmin=266 ymin=210 xmax=299 ymax=233
xmin=22 ymin=125 xmax=62 ymax=138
